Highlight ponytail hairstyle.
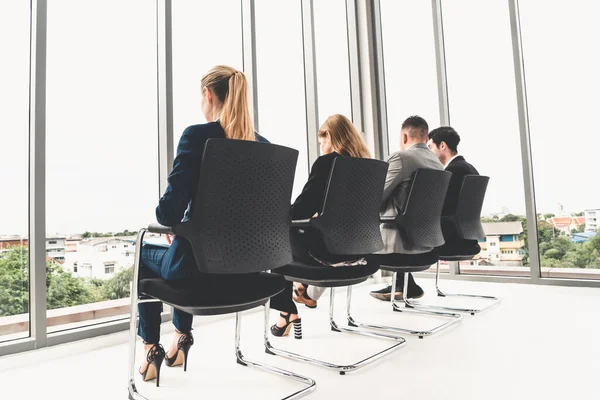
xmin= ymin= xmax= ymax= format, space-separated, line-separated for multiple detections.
xmin=201 ymin=65 xmax=255 ymax=141
xmin=319 ymin=114 xmax=371 ymax=158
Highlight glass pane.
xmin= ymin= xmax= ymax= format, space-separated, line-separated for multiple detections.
xmin=0 ymin=1 xmax=30 ymax=343
xmin=380 ymin=0 xmax=440 ymax=156
xmin=520 ymin=0 xmax=600 ymax=279
xmin=255 ymin=0 xmax=309 ymax=199
xmin=443 ymin=0 xmax=529 ymax=277
xmin=45 ymin=0 xmax=158 ymax=333
xmin=314 ymin=0 xmax=352 ymax=127
xmin=172 ymin=0 xmax=243 ymax=149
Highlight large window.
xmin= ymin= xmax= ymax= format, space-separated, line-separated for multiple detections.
xmin=520 ymin=0 xmax=600 ymax=279
xmin=380 ymin=0 xmax=440 ymax=156
xmin=255 ymin=0 xmax=309 ymax=198
xmin=172 ymin=0 xmax=243 ymax=148
xmin=314 ymin=0 xmax=352 ymax=129
xmin=443 ymin=0 xmax=528 ymax=276
xmin=0 ymin=2 xmax=30 ymax=343
xmin=45 ymin=0 xmax=158 ymax=333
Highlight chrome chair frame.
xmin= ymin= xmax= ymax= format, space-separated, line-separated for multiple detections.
xmin=127 ymin=228 xmax=316 ymax=400
xmin=433 ymin=260 xmax=501 ymax=315
xmin=347 ymin=271 xmax=462 ymax=339
xmin=264 ymin=286 xmax=406 ymax=375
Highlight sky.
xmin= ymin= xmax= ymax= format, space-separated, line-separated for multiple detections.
xmin=1 ymin=0 xmax=599 ymax=236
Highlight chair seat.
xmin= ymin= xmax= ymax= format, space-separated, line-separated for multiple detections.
xmin=368 ymin=251 xmax=439 ymax=273
xmin=139 ymin=272 xmax=286 ymax=316
xmin=437 ymin=241 xmax=481 ymax=261
xmin=274 ymin=260 xmax=380 ymax=288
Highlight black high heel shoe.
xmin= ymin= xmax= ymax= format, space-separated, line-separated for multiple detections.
xmin=270 ymin=313 xmax=302 ymax=339
xmin=140 ymin=343 xmax=166 ymax=387
xmin=165 ymin=331 xmax=194 ymax=371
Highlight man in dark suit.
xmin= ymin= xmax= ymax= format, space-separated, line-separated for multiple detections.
xmin=427 ymin=126 xmax=479 ymax=252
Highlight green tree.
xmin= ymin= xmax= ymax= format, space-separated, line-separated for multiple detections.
xmin=564 ymin=243 xmax=597 ymax=269
xmin=0 ymin=246 xmax=29 ymax=316
xmin=46 ymin=260 xmax=100 ymax=309
xmin=571 ymin=224 xmax=586 ymax=234
xmin=543 ymin=213 xmax=555 ymax=220
xmin=0 ymin=246 xmax=98 ymax=315
xmin=101 ymin=266 xmax=133 ymax=300
xmin=500 ymin=214 xmax=521 ymax=222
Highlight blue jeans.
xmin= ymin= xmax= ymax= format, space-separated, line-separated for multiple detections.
xmin=137 ymin=243 xmax=195 ymax=344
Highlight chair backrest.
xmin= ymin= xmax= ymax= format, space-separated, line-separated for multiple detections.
xmin=310 ymin=156 xmax=388 ymax=255
xmin=395 ymin=168 xmax=452 ymax=248
xmin=174 ymin=139 xmax=298 ymax=274
xmin=450 ymin=175 xmax=489 ymax=240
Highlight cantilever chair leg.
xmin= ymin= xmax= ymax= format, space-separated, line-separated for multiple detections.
xmin=347 ymin=272 xmax=462 ymax=339
xmin=127 ymin=230 xmax=316 ymax=400
xmin=265 ymin=288 xmax=405 ymax=375
xmin=235 ymin=310 xmax=316 ymax=399
xmin=434 ymin=261 xmax=501 ymax=315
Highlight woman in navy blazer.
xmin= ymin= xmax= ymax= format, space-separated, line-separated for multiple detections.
xmin=137 ymin=65 xmax=267 ymax=384
xmin=269 ymin=114 xmax=371 ymax=338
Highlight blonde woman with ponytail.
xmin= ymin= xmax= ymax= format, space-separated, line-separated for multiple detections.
xmin=270 ymin=114 xmax=371 ymax=337
xmin=137 ymin=66 xmax=268 ymax=385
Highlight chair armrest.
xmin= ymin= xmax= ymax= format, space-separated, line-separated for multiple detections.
xmin=379 ymin=216 xmax=395 ymax=223
xmin=147 ymin=223 xmax=174 ymax=234
xmin=291 ymin=219 xmax=312 ymax=228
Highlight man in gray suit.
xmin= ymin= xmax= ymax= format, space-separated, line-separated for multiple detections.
xmin=370 ymin=116 xmax=444 ymax=301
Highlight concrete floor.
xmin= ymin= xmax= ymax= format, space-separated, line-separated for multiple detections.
xmin=0 ymin=278 xmax=598 ymax=399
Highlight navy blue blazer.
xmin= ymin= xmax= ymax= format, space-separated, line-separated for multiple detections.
xmin=155 ymin=122 xmax=269 ymax=279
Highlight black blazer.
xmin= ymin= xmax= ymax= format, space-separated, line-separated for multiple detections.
xmin=290 ymin=152 xmax=350 ymax=263
xmin=291 ymin=152 xmax=339 ymax=219
xmin=442 ymin=155 xmax=479 ymax=217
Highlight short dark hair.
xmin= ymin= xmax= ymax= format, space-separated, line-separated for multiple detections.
xmin=401 ymin=116 xmax=429 ymax=138
xmin=428 ymin=126 xmax=460 ymax=153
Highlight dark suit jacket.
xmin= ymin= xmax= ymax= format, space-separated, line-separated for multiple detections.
xmin=290 ymin=152 xmax=352 ymax=263
xmin=443 ymin=155 xmax=479 ymax=217
xmin=441 ymin=155 xmax=479 ymax=251
xmin=154 ymin=122 xmax=268 ymax=279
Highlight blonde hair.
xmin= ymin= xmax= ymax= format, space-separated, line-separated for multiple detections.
xmin=201 ymin=65 xmax=255 ymax=141
xmin=319 ymin=114 xmax=371 ymax=158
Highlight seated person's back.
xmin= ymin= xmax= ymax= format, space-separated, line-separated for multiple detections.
xmin=379 ymin=116 xmax=444 ymax=254
xmin=427 ymin=126 xmax=479 ymax=248
xmin=290 ymin=114 xmax=372 ymax=264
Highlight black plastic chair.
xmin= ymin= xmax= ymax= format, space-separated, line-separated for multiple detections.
xmin=434 ymin=175 xmax=501 ymax=315
xmin=349 ymin=169 xmax=463 ymax=339
xmin=266 ymin=156 xmax=405 ymax=375
xmin=127 ymin=139 xmax=316 ymax=400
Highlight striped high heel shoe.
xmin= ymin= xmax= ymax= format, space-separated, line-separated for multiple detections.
xmin=270 ymin=313 xmax=302 ymax=339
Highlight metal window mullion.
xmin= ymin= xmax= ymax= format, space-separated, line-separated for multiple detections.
xmin=355 ymin=0 xmax=387 ymax=160
xmin=300 ymin=0 xmax=320 ymax=166
xmin=156 ymin=0 xmax=174 ymax=318
xmin=29 ymin=0 xmax=48 ymax=349
xmin=241 ymin=0 xmax=259 ymax=133
xmin=345 ymin=0 xmax=363 ymax=132
xmin=508 ymin=0 xmax=540 ymax=282
xmin=431 ymin=0 xmax=456 ymax=275
xmin=432 ymin=0 xmax=450 ymax=127
xmin=157 ymin=0 xmax=174 ymax=197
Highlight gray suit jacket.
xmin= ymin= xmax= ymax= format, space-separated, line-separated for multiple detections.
xmin=379 ymin=143 xmax=444 ymax=254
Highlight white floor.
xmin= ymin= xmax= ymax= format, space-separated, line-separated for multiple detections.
xmin=1 ymin=279 xmax=599 ymax=400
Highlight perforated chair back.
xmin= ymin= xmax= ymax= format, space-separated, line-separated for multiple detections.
xmin=450 ymin=175 xmax=489 ymax=240
xmin=174 ymin=139 xmax=298 ymax=274
xmin=310 ymin=156 xmax=388 ymax=255
xmin=395 ymin=169 xmax=451 ymax=248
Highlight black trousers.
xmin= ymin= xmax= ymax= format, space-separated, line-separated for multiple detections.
xmin=271 ymin=228 xmax=329 ymax=314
